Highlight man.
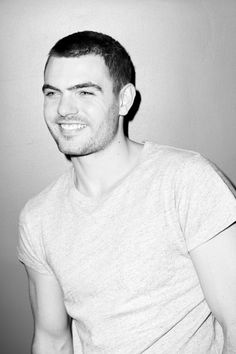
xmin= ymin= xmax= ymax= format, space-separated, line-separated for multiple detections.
xmin=18 ymin=31 xmax=236 ymax=353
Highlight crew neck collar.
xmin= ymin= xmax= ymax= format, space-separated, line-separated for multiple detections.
xmin=68 ymin=141 xmax=154 ymax=206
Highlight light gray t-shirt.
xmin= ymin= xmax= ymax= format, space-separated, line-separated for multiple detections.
xmin=18 ymin=142 xmax=236 ymax=353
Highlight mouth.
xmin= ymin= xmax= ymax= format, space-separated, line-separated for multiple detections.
xmin=60 ymin=123 xmax=86 ymax=130
xmin=58 ymin=122 xmax=87 ymax=135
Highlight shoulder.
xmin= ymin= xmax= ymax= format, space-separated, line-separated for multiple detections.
xmin=144 ymin=141 xmax=205 ymax=173
xmin=19 ymin=167 xmax=73 ymax=226
xmin=144 ymin=142 xmax=235 ymax=193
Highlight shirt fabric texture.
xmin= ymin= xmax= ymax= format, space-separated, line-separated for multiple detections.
xmin=17 ymin=142 xmax=236 ymax=353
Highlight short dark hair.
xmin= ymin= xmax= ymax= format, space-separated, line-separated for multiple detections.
xmin=45 ymin=31 xmax=135 ymax=95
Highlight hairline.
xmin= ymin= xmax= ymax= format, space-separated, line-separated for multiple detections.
xmin=44 ymin=53 xmax=125 ymax=96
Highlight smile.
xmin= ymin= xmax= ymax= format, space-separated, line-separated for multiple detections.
xmin=60 ymin=123 xmax=86 ymax=130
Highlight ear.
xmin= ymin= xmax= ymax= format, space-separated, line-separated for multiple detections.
xmin=118 ymin=83 xmax=136 ymax=116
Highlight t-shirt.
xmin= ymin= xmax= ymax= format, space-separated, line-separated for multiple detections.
xmin=17 ymin=142 xmax=236 ymax=353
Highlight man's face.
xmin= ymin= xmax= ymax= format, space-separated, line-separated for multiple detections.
xmin=43 ymin=55 xmax=120 ymax=156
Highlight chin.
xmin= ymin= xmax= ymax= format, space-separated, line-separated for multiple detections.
xmin=56 ymin=141 xmax=95 ymax=157
xmin=55 ymin=131 xmax=118 ymax=157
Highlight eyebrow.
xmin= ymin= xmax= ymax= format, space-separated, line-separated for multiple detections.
xmin=42 ymin=82 xmax=103 ymax=93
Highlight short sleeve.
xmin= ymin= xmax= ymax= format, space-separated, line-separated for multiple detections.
xmin=17 ymin=205 xmax=53 ymax=275
xmin=175 ymin=154 xmax=236 ymax=251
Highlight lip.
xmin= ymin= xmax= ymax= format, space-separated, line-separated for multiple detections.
xmin=57 ymin=120 xmax=87 ymax=125
xmin=58 ymin=122 xmax=87 ymax=135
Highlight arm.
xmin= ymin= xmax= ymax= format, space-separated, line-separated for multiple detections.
xmin=25 ymin=266 xmax=73 ymax=354
xmin=190 ymin=223 xmax=236 ymax=354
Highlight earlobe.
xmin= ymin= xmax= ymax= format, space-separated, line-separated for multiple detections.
xmin=119 ymin=84 xmax=136 ymax=116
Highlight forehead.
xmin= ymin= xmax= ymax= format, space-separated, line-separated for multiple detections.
xmin=44 ymin=54 xmax=112 ymax=89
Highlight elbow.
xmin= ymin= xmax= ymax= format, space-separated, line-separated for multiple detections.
xmin=32 ymin=330 xmax=73 ymax=354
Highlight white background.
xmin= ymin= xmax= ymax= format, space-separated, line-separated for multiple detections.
xmin=1 ymin=1 xmax=236 ymax=352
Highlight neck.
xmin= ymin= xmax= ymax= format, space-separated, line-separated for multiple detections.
xmin=71 ymin=132 xmax=143 ymax=198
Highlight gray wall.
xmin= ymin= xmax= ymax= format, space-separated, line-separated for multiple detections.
xmin=1 ymin=0 xmax=236 ymax=353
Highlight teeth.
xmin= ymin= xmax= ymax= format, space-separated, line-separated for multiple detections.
xmin=61 ymin=124 xmax=86 ymax=130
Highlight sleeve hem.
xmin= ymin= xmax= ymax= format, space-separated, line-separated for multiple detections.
xmin=18 ymin=254 xmax=54 ymax=275
xmin=187 ymin=216 xmax=236 ymax=252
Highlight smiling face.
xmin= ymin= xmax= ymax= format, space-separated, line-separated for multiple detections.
xmin=43 ymin=55 xmax=121 ymax=156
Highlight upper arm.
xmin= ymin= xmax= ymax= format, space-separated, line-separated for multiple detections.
xmin=25 ymin=266 xmax=70 ymax=338
xmin=190 ymin=223 xmax=236 ymax=329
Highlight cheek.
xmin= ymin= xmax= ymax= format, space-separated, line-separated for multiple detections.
xmin=86 ymin=96 xmax=112 ymax=114
xmin=44 ymin=100 xmax=58 ymax=120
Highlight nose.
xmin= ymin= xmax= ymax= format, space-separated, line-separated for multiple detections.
xmin=57 ymin=94 xmax=78 ymax=117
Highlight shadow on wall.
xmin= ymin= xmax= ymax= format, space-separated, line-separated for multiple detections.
xmin=218 ymin=166 xmax=236 ymax=196
xmin=124 ymin=89 xmax=141 ymax=137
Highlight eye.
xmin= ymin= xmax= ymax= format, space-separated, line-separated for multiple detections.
xmin=44 ymin=91 xmax=59 ymax=98
xmin=79 ymin=91 xmax=94 ymax=96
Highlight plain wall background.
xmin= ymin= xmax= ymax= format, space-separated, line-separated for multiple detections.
xmin=1 ymin=0 xmax=236 ymax=353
